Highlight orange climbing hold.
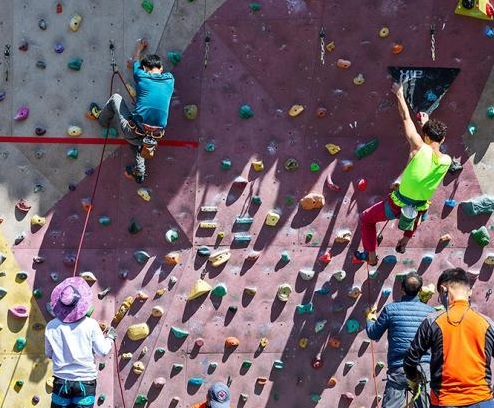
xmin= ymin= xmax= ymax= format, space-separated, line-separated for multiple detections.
xmin=336 ymin=59 xmax=351 ymax=69
xmin=164 ymin=252 xmax=180 ymax=265
xmin=300 ymin=193 xmax=325 ymax=210
xmin=392 ymin=43 xmax=404 ymax=54
xmin=225 ymin=336 xmax=240 ymax=347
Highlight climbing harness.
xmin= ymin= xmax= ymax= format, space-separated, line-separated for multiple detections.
xmin=319 ymin=27 xmax=326 ymax=65
xmin=430 ymin=24 xmax=436 ymax=62
xmin=403 ymin=366 xmax=430 ymax=408
xmin=4 ymin=44 xmax=10 ymax=82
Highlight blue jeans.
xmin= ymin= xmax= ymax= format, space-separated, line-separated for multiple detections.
xmin=431 ymin=400 xmax=494 ymax=408
xmin=383 ymin=365 xmax=430 ymax=408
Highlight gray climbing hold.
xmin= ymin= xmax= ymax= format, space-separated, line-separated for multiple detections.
xmin=461 ymin=195 xmax=494 ymax=216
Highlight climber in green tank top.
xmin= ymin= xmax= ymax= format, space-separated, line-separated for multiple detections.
xmin=354 ymin=82 xmax=451 ymax=266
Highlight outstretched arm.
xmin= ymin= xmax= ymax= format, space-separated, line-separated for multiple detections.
xmin=391 ymin=82 xmax=423 ymax=153
xmin=133 ymin=38 xmax=148 ymax=62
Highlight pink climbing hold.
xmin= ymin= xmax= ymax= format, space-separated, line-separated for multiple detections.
xmin=16 ymin=199 xmax=32 ymax=212
xmin=9 ymin=305 xmax=29 ymax=319
xmin=357 ymin=178 xmax=367 ymax=191
xmin=14 ymin=106 xmax=29 ymax=121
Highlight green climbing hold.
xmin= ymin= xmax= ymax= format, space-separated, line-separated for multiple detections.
xmin=467 ymin=123 xmax=478 ymax=136
xmin=66 ymin=148 xmax=78 ymax=159
xmin=33 ymin=288 xmax=43 ymax=299
xmin=135 ymin=394 xmax=149 ymax=405
xmin=134 ymin=250 xmax=151 ymax=264
xmin=355 ymin=138 xmax=378 ymax=159
xmin=205 ymin=142 xmax=215 ymax=152
xmin=252 ymin=195 xmax=262 ymax=205
xmin=67 ymin=57 xmax=83 ymax=71
xmin=98 ymin=216 xmax=111 ymax=226
xmin=15 ymin=337 xmax=27 ymax=351
xmin=310 ymin=394 xmax=322 ymax=403
xmin=15 ymin=380 xmax=24 ymax=387
xmin=167 ymin=51 xmax=182 ymax=66
xmin=238 ymin=104 xmax=254 ymax=119
xmin=221 ymin=159 xmax=232 ymax=169
xmin=461 ymin=196 xmax=494 ymax=216
xmin=197 ymin=246 xmax=212 ymax=257
xmin=487 ymin=106 xmax=494 ymax=119
xmin=188 ymin=377 xmax=204 ymax=386
xmin=280 ymin=251 xmax=291 ymax=262
xmin=273 ymin=360 xmax=285 ymax=369
xmin=285 ymin=195 xmax=295 ymax=205
xmin=141 ymin=0 xmax=154 ymax=13
xmin=128 ymin=218 xmax=142 ymax=234
xmin=296 ymin=302 xmax=314 ymax=315
xmin=284 ymin=158 xmax=299 ymax=171
xmin=102 ymin=128 xmax=118 ymax=138
xmin=98 ymin=394 xmax=106 ymax=403
xmin=250 ymin=3 xmax=262 ymax=11
xmin=172 ymin=363 xmax=184 ymax=371
xmin=170 ymin=326 xmax=189 ymax=338
xmin=346 ymin=318 xmax=359 ymax=333
xmin=211 ymin=283 xmax=228 ymax=297
xmin=242 ymin=360 xmax=252 ymax=368
xmin=310 ymin=162 xmax=321 ymax=172
xmin=184 ymin=104 xmax=198 ymax=120
xmin=98 ymin=362 xmax=105 ymax=370
xmin=156 ymin=347 xmax=166 ymax=355
xmin=472 ymin=226 xmax=490 ymax=247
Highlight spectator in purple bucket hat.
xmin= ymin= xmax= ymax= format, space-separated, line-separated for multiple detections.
xmin=45 ymin=276 xmax=117 ymax=408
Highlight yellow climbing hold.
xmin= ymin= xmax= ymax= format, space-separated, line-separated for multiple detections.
xmin=325 ymin=41 xmax=336 ymax=52
xmin=325 ymin=143 xmax=341 ymax=155
xmin=251 ymin=160 xmax=264 ymax=172
xmin=208 ymin=249 xmax=231 ymax=267
xmin=79 ymin=271 xmax=97 ymax=283
xmin=298 ymin=337 xmax=309 ymax=349
xmin=137 ymin=188 xmax=151 ymax=201
xmin=288 ymin=104 xmax=304 ymax=117
xmin=67 ymin=126 xmax=83 ymax=137
xmin=353 ymin=73 xmax=365 ymax=85
xmin=151 ymin=306 xmax=164 ymax=317
xmin=30 ymin=215 xmax=46 ymax=226
xmin=127 ymin=323 xmax=150 ymax=341
xmin=69 ymin=14 xmax=82 ymax=32
xmin=379 ymin=27 xmax=389 ymax=38
xmin=187 ymin=279 xmax=213 ymax=300
xmin=265 ymin=211 xmax=280 ymax=226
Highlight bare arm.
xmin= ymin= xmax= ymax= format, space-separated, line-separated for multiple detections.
xmin=133 ymin=38 xmax=148 ymax=61
xmin=391 ymin=82 xmax=423 ymax=153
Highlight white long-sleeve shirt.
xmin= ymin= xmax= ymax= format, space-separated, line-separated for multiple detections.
xmin=45 ymin=317 xmax=113 ymax=381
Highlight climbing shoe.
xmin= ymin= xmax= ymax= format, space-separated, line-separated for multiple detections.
xmin=124 ymin=165 xmax=146 ymax=184
xmin=352 ymin=250 xmax=378 ymax=266
xmin=85 ymin=103 xmax=101 ymax=120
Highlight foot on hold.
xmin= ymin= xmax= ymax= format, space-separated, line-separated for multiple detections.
xmin=395 ymin=238 xmax=408 ymax=254
xmin=124 ymin=165 xmax=146 ymax=184
xmin=85 ymin=103 xmax=101 ymax=120
xmin=353 ymin=250 xmax=378 ymax=266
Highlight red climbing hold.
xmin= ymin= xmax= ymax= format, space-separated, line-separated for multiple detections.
xmin=357 ymin=178 xmax=367 ymax=191
xmin=56 ymin=3 xmax=63 ymax=13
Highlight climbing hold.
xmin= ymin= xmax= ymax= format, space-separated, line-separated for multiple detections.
xmin=235 ymin=216 xmax=254 ymax=225
xmin=66 ymin=147 xmax=78 ymax=159
xmin=336 ymin=59 xmax=351 ymax=69
xmin=461 ymin=195 xmax=494 ymax=216
xmin=18 ymin=41 xmax=29 ymax=51
xmin=54 ymin=42 xmax=64 ymax=53
xmin=325 ymin=41 xmax=336 ymax=52
xmin=221 ymin=158 xmax=232 ymax=169
xmin=284 ymin=157 xmax=299 ymax=171
xmin=277 ymin=284 xmax=292 ymax=302
xmin=310 ymin=394 xmax=322 ymax=402
xmin=422 ymin=254 xmax=434 ymax=264
xmin=141 ymin=0 xmax=154 ymax=13
xmin=36 ymin=60 xmax=47 ymax=69
xmin=137 ymin=188 xmax=151 ymax=201
xmin=329 ymin=337 xmax=341 ymax=348
xmin=242 ymin=359 xmax=253 ymax=368
xmin=376 ymin=361 xmax=386 ymax=369
xmin=188 ymin=377 xmax=204 ymax=386
xmin=97 ymin=394 xmax=106 ymax=404
xmin=256 ymin=377 xmax=269 ymax=385
xmin=265 ymin=210 xmax=281 ymax=226
xmin=341 ymin=159 xmax=354 ymax=171
xmin=29 ymin=215 xmax=46 ymax=226
xmin=9 ymin=306 xmax=29 ymax=319
xmin=164 ymin=252 xmax=180 ymax=265
xmin=197 ymin=246 xmax=211 ymax=257
xmin=153 ymin=377 xmax=166 ymax=388
xmin=184 ymin=104 xmax=198 ymax=120
xmin=127 ymin=323 xmax=150 ymax=341
xmin=273 ymin=360 xmax=285 ymax=369
xmin=171 ymin=326 xmax=189 ymax=339
xmin=334 ymin=230 xmax=352 ymax=243
xmin=134 ymin=250 xmax=151 ymax=264
xmin=35 ymin=127 xmax=46 ymax=136
xmin=325 ymin=143 xmax=341 ymax=155
xmin=240 ymin=393 xmax=249 ymax=402
xmin=32 ymin=395 xmax=40 ymax=404
xmin=0 ymin=91 xmax=5 ymax=101
xmin=209 ymin=249 xmax=231 ymax=267
xmin=382 ymin=287 xmax=392 ymax=297
xmin=327 ymin=377 xmax=337 ymax=387
xmin=15 ymin=337 xmax=27 ymax=351
xmin=136 ymin=291 xmax=149 ymax=301
xmin=252 ymin=195 xmax=262 ymax=205
xmin=38 ymin=18 xmax=47 ymax=30
xmin=249 ymin=2 xmax=262 ymax=11
xmin=258 ymin=337 xmax=269 ymax=349
xmin=79 ymin=271 xmax=97 ymax=283
xmin=315 ymin=320 xmax=327 ymax=333
xmin=359 ymin=377 xmax=369 ymax=384
xmin=113 ymin=296 xmax=134 ymax=324
xmin=357 ymin=178 xmax=368 ymax=191
xmin=246 ymin=250 xmax=261 ymax=261
xmin=132 ymin=361 xmax=145 ymax=375
xmin=333 ymin=270 xmax=346 ymax=282
xmin=300 ymin=193 xmax=325 ymax=210
xmin=355 ymin=138 xmax=378 ymax=159
xmin=316 ymin=107 xmax=328 ymax=117
xmin=97 ymin=287 xmax=111 ymax=300
xmin=121 ymin=353 xmax=133 ymax=360
xmin=135 ymin=395 xmax=149 ymax=405
xmin=353 ymin=73 xmax=365 ymax=85
xmin=238 ymin=104 xmax=254 ymax=119
xmin=311 ymin=354 xmax=323 ymax=369
xmin=50 ymin=273 xmax=59 ymax=282
xmin=299 ymin=268 xmax=315 ymax=281
xmin=418 ymin=283 xmax=435 ymax=303
xmin=151 ymin=306 xmax=165 ymax=317
xmin=193 ymin=338 xmax=204 ymax=348
xmin=379 ymin=27 xmax=390 ymax=37
xmin=485 ymin=254 xmax=494 ymax=265
xmin=0 ymin=287 xmax=7 ymax=298
xmin=199 ymin=221 xmax=217 ymax=229
xmin=280 ymin=251 xmax=291 ymax=263
xmin=392 ymin=43 xmax=404 ymax=54
xmin=487 ymin=106 xmax=494 ymax=119
xmin=298 ymin=338 xmax=309 ymax=349
xmin=346 ymin=319 xmax=359 ymax=333
xmin=205 ymin=142 xmax=215 ymax=152
xmin=67 ymin=57 xmax=83 ymax=71
xmin=225 ymin=336 xmax=240 ymax=347
xmin=288 ymin=104 xmax=304 ymax=117
xmin=472 ymin=226 xmax=490 ymax=246
xmin=467 ymin=122 xmax=478 ymax=136
xmin=211 ymin=283 xmax=228 ymax=297
xmin=444 ymin=199 xmax=456 ymax=208
xmin=69 ymin=14 xmax=82 ymax=31
xmin=0 ymin=252 xmax=5 ymax=265
xmin=67 ymin=126 xmax=82 ymax=136
xmin=165 ymin=228 xmax=179 ymax=243
xmin=251 ymin=160 xmax=264 ymax=172
xmin=187 ymin=279 xmax=212 ymax=300
xmin=296 ymin=302 xmax=314 ymax=315
xmin=13 ymin=106 xmax=29 ymax=121
xmin=383 ymin=254 xmax=397 ymax=264
xmin=15 ymin=380 xmax=24 ymax=387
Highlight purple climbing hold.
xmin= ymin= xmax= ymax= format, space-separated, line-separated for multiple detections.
xmin=14 ymin=106 xmax=29 ymax=121
xmin=35 ymin=127 xmax=47 ymax=136
xmin=0 ymin=91 xmax=5 ymax=101
xmin=54 ymin=42 xmax=64 ymax=53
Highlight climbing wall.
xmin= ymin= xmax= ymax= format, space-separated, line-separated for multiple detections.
xmin=1 ymin=0 xmax=494 ymax=407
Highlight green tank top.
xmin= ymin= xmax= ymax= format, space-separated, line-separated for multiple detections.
xmin=391 ymin=144 xmax=451 ymax=210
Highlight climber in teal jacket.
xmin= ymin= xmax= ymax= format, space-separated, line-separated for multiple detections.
xmin=366 ymin=272 xmax=435 ymax=408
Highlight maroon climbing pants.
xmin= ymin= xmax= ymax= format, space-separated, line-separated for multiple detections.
xmin=360 ymin=195 xmax=425 ymax=252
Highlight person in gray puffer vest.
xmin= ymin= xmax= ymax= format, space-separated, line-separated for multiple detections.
xmin=366 ymin=271 xmax=435 ymax=408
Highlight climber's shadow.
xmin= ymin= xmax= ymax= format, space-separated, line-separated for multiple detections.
xmin=270 ymin=297 xmax=287 ymax=322
xmin=463 ymin=235 xmax=485 ymax=265
xmin=167 ymin=329 xmax=188 ymax=353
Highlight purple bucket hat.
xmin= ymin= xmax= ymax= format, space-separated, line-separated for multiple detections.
xmin=50 ymin=277 xmax=93 ymax=323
